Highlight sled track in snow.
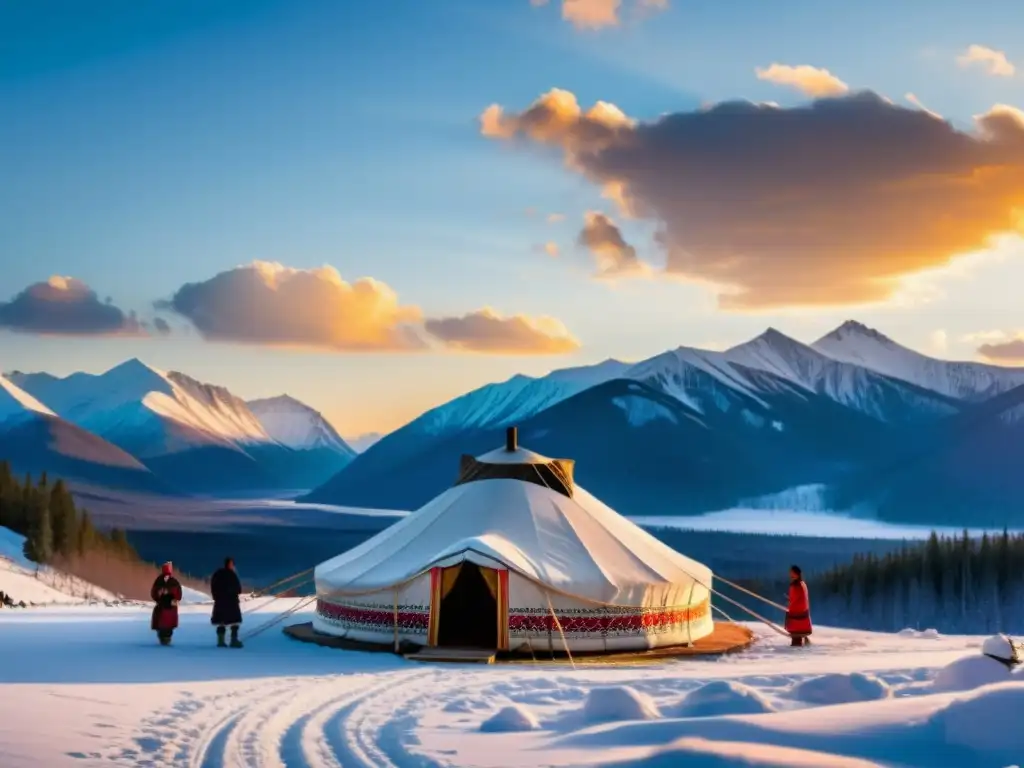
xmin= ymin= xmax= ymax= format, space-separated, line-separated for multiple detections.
xmin=108 ymin=667 xmax=454 ymax=768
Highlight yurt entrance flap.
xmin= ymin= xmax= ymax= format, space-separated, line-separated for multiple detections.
xmin=428 ymin=563 xmax=510 ymax=650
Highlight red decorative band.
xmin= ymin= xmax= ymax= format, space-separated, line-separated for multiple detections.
xmin=317 ymin=599 xmax=430 ymax=633
xmin=508 ymin=598 xmax=711 ymax=635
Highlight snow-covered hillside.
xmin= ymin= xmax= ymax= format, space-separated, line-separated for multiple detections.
xmin=0 ymin=527 xmax=120 ymax=605
xmin=813 ymin=320 xmax=1024 ymax=401
xmin=0 ymin=604 xmax=1021 ymax=766
xmin=0 ymin=374 xmax=55 ymax=422
xmin=248 ymin=395 xmax=355 ymax=455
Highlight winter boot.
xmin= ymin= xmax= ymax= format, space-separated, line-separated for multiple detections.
xmin=229 ymin=625 xmax=243 ymax=648
xmin=216 ymin=626 xmax=227 ymax=647
xmin=159 ymin=631 xmax=172 ymax=646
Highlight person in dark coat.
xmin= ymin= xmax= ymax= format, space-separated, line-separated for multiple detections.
xmin=785 ymin=564 xmax=812 ymax=647
xmin=151 ymin=562 xmax=182 ymax=646
xmin=210 ymin=556 xmax=243 ymax=648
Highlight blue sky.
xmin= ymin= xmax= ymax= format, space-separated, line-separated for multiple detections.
xmin=3 ymin=0 xmax=1024 ymax=435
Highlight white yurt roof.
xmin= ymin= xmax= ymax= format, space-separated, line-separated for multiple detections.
xmin=316 ymin=442 xmax=712 ymax=607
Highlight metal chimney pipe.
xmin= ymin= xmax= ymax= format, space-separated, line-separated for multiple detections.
xmin=506 ymin=426 xmax=518 ymax=452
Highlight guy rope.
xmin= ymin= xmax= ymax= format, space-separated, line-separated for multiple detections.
xmin=234 ymin=566 xmax=318 ymax=642
xmin=240 ymin=567 xmax=315 ymax=619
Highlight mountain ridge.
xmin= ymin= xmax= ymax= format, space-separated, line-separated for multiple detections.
xmin=302 ymin=320 xmax=1024 ymax=525
xmin=5 ymin=319 xmax=1024 ymax=523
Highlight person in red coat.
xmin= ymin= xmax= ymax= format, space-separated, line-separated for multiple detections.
xmin=785 ymin=565 xmax=812 ymax=647
xmin=151 ymin=562 xmax=183 ymax=646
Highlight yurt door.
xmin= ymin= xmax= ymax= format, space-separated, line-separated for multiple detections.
xmin=429 ymin=564 xmax=509 ymax=650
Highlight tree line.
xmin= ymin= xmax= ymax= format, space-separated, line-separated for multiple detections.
xmin=0 ymin=461 xmax=137 ymax=564
xmin=746 ymin=529 xmax=1024 ymax=635
xmin=0 ymin=462 xmax=212 ymax=601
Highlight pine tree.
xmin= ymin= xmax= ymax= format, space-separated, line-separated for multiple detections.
xmin=48 ymin=480 xmax=78 ymax=558
xmin=23 ymin=502 xmax=53 ymax=564
xmin=76 ymin=509 xmax=95 ymax=556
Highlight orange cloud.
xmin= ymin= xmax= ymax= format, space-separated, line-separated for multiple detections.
xmin=0 ymin=277 xmax=143 ymax=336
xmin=578 ymin=211 xmax=650 ymax=277
xmin=530 ymin=0 xmax=666 ymax=29
xmin=165 ymin=262 xmax=426 ymax=352
xmin=755 ymin=63 xmax=849 ymax=98
xmin=480 ymin=89 xmax=1024 ymax=309
xmin=424 ymin=308 xmax=581 ymax=354
xmin=165 ymin=262 xmax=581 ymax=356
xmin=958 ymin=45 xmax=1016 ymax=77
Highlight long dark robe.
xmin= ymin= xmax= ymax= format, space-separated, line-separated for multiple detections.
xmin=210 ymin=567 xmax=243 ymax=626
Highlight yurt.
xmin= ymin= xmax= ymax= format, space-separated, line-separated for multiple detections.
xmin=312 ymin=427 xmax=714 ymax=654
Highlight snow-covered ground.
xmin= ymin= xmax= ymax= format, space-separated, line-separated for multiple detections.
xmin=0 ymin=602 xmax=1021 ymax=767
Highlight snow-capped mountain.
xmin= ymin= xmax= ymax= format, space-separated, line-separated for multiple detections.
xmin=6 ymin=361 xmax=344 ymax=493
xmin=248 ymin=395 xmax=355 ymax=456
xmin=722 ymin=329 xmax=961 ymax=423
xmin=8 ymin=359 xmax=271 ymax=457
xmin=0 ymin=373 xmax=166 ymax=493
xmin=394 ymin=326 xmax=956 ymax=447
xmin=305 ymin=320 xmax=1024 ymax=523
xmin=812 ymin=320 xmax=1024 ymax=401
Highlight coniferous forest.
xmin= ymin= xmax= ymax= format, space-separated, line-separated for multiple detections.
xmin=0 ymin=461 xmax=207 ymax=600
xmin=0 ymin=460 xmax=137 ymax=564
xmin=747 ymin=530 xmax=1024 ymax=636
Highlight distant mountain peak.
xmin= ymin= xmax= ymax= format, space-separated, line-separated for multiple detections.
xmin=248 ymin=394 xmax=353 ymax=455
xmin=101 ymin=358 xmax=168 ymax=388
xmin=255 ymin=393 xmax=303 ymax=406
xmin=749 ymin=327 xmax=803 ymax=348
xmin=820 ymin=320 xmax=895 ymax=345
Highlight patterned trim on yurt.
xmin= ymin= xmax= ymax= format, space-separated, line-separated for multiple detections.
xmin=316 ymin=599 xmax=430 ymax=635
xmin=427 ymin=567 xmax=443 ymax=646
xmin=497 ymin=569 xmax=510 ymax=651
xmin=507 ymin=598 xmax=711 ymax=638
xmin=315 ymin=595 xmax=710 ymax=643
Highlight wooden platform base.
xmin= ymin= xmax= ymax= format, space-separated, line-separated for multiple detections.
xmin=405 ymin=647 xmax=496 ymax=664
xmin=283 ymin=621 xmax=754 ymax=664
